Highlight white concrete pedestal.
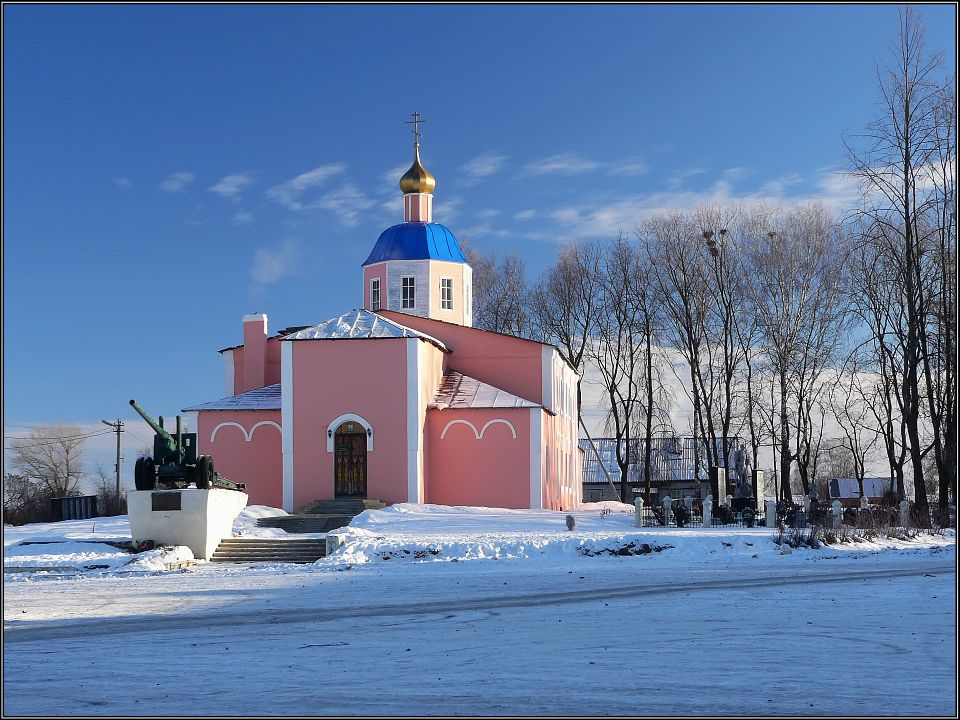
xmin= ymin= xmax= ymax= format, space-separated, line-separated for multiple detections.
xmin=128 ymin=489 xmax=248 ymax=560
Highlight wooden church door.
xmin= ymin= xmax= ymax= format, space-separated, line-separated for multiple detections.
xmin=334 ymin=422 xmax=368 ymax=497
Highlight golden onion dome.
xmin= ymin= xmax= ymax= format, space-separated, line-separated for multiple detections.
xmin=399 ymin=144 xmax=436 ymax=195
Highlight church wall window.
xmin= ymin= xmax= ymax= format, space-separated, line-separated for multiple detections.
xmin=371 ymin=278 xmax=381 ymax=311
xmin=402 ymin=276 xmax=416 ymax=309
xmin=440 ymin=277 xmax=454 ymax=310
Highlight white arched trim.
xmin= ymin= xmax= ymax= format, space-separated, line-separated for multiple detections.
xmin=326 ymin=413 xmax=374 ymax=452
xmin=440 ymin=419 xmax=480 ymax=440
xmin=211 ymin=420 xmax=283 ymax=443
xmin=439 ymin=418 xmax=518 ymax=440
xmin=480 ymin=418 xmax=517 ymax=439
xmin=249 ymin=420 xmax=282 ymax=439
xmin=210 ymin=421 xmax=249 ymax=443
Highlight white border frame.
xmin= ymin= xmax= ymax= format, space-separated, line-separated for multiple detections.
xmin=326 ymin=413 xmax=374 ymax=452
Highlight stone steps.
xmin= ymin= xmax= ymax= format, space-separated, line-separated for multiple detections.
xmin=256 ymin=515 xmax=355 ymax=533
xmin=210 ymin=538 xmax=327 ymax=564
xmin=256 ymin=498 xmax=387 ymax=535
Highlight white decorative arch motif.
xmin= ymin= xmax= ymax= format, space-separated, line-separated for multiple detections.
xmin=480 ymin=418 xmax=517 ymax=439
xmin=249 ymin=420 xmax=282 ymax=440
xmin=326 ymin=413 xmax=374 ymax=452
xmin=211 ymin=420 xmax=283 ymax=443
xmin=440 ymin=419 xmax=480 ymax=440
xmin=210 ymin=421 xmax=249 ymax=443
xmin=439 ymin=418 xmax=518 ymax=440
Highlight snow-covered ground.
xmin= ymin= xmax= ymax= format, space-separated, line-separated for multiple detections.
xmin=3 ymin=502 xmax=957 ymax=716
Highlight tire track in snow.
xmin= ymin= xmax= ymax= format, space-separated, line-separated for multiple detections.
xmin=5 ymin=564 xmax=953 ymax=644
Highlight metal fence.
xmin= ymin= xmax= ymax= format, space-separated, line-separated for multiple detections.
xmin=49 ymin=495 xmax=98 ymax=522
xmin=636 ymin=503 xmax=765 ymax=529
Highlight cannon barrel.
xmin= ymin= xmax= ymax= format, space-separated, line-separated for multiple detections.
xmin=129 ymin=399 xmax=176 ymax=453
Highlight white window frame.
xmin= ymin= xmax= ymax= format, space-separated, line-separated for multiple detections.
xmin=440 ymin=277 xmax=454 ymax=311
xmin=370 ymin=278 xmax=381 ymax=311
xmin=401 ymin=276 xmax=416 ymax=309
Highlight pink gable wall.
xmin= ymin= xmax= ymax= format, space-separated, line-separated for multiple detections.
xmin=379 ymin=310 xmax=544 ymax=405
xmin=363 ymin=264 xmax=387 ymax=311
xmin=426 ymin=408 xmax=531 ymax=508
xmin=196 ymin=409 xmax=282 ymax=508
xmin=289 ymin=338 xmax=410 ymax=509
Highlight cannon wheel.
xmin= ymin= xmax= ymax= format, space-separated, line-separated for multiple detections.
xmin=135 ymin=457 xmax=156 ymax=490
xmin=195 ymin=455 xmax=214 ymax=489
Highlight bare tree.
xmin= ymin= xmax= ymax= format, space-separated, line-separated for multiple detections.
xmin=530 ymin=240 xmax=602 ymax=419
xmin=9 ymin=424 xmax=87 ymax=498
xmin=845 ymin=7 xmax=952 ymax=523
xmin=744 ymin=203 xmax=848 ymax=502
xmin=643 ymin=212 xmax=713 ymax=496
xmin=828 ymin=358 xmax=882 ymax=497
xmin=589 ymin=234 xmax=670 ymax=501
xmin=462 ymin=240 xmax=532 ymax=338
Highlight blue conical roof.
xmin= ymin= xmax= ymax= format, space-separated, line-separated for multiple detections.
xmin=362 ymin=222 xmax=467 ymax=266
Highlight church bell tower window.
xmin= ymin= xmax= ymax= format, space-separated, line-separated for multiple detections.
xmin=441 ymin=277 xmax=454 ymax=310
xmin=402 ymin=276 xmax=416 ymax=309
xmin=371 ymin=278 xmax=381 ymax=311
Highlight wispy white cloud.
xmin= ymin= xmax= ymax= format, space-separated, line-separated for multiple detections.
xmin=433 ymin=196 xmax=463 ymax=225
xmin=666 ymin=166 xmax=707 ymax=190
xmin=608 ymin=158 xmax=650 ymax=176
xmin=540 ymin=169 xmax=865 ymax=242
xmin=315 ymin=184 xmax=375 ymax=227
xmin=524 ymin=153 xmax=601 ymax=175
xmin=251 ymin=240 xmax=299 ymax=286
xmin=232 ymin=211 xmax=254 ymax=226
xmin=113 ymin=176 xmax=132 ymax=189
xmin=209 ymin=174 xmax=253 ymax=200
xmin=159 ymin=171 xmax=195 ymax=193
xmin=265 ymin=163 xmax=346 ymax=210
xmin=461 ymin=152 xmax=508 ymax=185
xmin=514 ymin=209 xmax=537 ymax=221
xmin=382 ymin=164 xmax=410 ymax=192
xmin=475 ymin=209 xmax=501 ymax=220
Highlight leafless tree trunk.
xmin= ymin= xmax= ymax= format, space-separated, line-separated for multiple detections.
xmin=642 ymin=213 xmax=712 ymax=497
xmin=744 ymin=203 xmax=848 ymax=503
xmin=531 ymin=240 xmax=602 ymax=422
xmin=10 ymin=425 xmax=88 ymax=499
xmin=845 ymin=7 xmax=949 ymax=524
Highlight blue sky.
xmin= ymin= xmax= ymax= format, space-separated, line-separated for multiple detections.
xmin=3 ymin=4 xmax=956 ymax=481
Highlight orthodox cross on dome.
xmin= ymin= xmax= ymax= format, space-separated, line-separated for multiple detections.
xmin=404 ymin=111 xmax=428 ymax=146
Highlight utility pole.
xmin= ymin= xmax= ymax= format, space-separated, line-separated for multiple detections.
xmin=101 ymin=419 xmax=124 ymax=497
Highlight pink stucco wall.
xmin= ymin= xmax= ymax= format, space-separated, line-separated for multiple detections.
xmin=197 ymin=409 xmax=282 ymax=508
xmin=363 ymin=264 xmax=387 ymax=311
xmin=379 ymin=311 xmax=545 ymax=406
xmin=425 ymin=408 xmax=531 ymax=508
xmin=289 ymin=337 xmax=411 ymax=509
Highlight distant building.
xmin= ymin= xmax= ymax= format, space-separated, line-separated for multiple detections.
xmin=579 ymin=436 xmax=742 ymax=502
xmin=828 ymin=477 xmax=892 ymax=508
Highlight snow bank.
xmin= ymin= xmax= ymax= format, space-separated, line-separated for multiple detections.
xmin=232 ymin=504 xmax=290 ymax=538
xmin=324 ymin=503 xmax=955 ymax=567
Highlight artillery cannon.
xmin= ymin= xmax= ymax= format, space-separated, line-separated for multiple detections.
xmin=129 ymin=399 xmax=245 ymax=493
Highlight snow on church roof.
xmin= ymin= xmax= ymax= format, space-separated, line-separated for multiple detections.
xmin=282 ymin=308 xmax=449 ymax=352
xmin=429 ymin=371 xmax=540 ymax=410
xmin=182 ymin=383 xmax=281 ymax=412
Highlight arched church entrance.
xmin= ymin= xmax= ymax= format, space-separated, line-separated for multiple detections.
xmin=334 ymin=421 xmax=368 ymax=497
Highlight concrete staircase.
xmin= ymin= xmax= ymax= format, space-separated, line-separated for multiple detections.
xmin=210 ymin=538 xmax=327 ymax=564
xmin=256 ymin=498 xmax=385 ymax=534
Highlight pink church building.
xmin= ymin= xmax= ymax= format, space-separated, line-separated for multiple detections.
xmin=183 ymin=128 xmax=580 ymax=513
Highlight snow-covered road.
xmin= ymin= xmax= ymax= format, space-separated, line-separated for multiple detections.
xmin=4 ymin=557 xmax=956 ymax=716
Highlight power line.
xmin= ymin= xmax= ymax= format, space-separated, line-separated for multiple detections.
xmin=4 ymin=429 xmax=114 ymax=442
xmin=4 ymin=430 xmax=114 ymax=449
